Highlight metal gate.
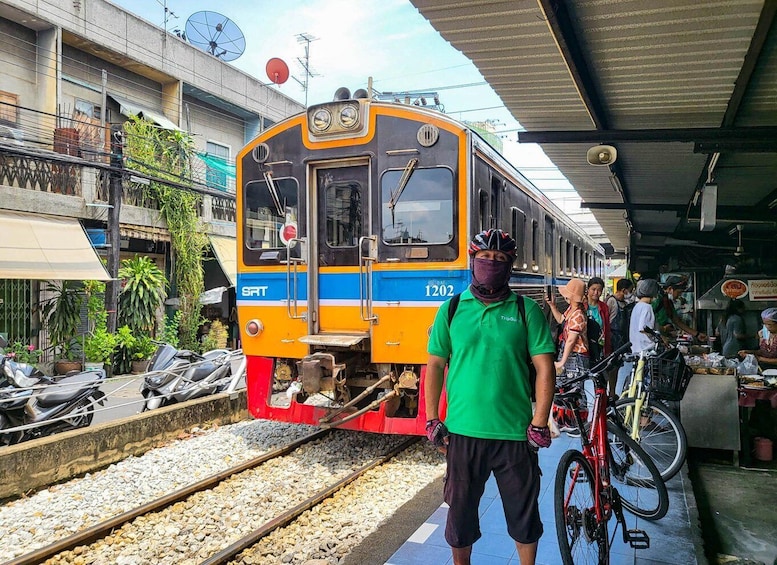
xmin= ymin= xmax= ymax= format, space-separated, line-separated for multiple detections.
xmin=0 ymin=278 xmax=35 ymax=345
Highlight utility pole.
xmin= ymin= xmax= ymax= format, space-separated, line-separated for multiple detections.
xmin=105 ymin=126 xmax=123 ymax=332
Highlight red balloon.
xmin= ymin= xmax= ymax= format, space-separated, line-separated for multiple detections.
xmin=266 ymin=58 xmax=289 ymax=85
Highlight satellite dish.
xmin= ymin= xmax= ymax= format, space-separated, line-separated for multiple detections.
xmin=185 ymin=11 xmax=245 ymax=61
xmin=266 ymin=58 xmax=290 ymax=85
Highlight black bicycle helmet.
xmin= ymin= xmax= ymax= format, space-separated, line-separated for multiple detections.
xmin=468 ymin=229 xmax=517 ymax=257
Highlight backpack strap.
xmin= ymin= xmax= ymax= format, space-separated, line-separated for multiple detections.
xmin=447 ymin=293 xmax=462 ymax=325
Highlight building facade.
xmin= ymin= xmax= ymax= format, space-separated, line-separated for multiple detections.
xmin=0 ymin=0 xmax=304 ymax=350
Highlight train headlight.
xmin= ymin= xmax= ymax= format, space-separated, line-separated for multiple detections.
xmin=311 ymin=109 xmax=332 ymax=132
xmin=339 ymin=104 xmax=359 ymax=129
xmin=245 ymin=319 xmax=264 ymax=337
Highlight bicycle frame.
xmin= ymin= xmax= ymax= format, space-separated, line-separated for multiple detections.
xmin=620 ymin=350 xmax=649 ymax=441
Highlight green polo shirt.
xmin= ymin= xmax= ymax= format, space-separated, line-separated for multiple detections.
xmin=427 ymin=289 xmax=555 ymax=440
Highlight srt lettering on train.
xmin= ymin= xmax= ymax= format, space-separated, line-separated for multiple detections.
xmin=241 ymin=286 xmax=269 ymax=297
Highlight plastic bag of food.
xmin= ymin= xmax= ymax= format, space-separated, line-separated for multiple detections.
xmin=738 ymin=354 xmax=759 ymax=375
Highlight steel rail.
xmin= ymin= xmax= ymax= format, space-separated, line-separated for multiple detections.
xmin=199 ymin=435 xmax=421 ymax=565
xmin=3 ymin=429 xmax=331 ymax=565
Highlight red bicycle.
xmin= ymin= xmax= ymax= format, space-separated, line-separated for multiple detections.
xmin=555 ymin=342 xmax=669 ymax=564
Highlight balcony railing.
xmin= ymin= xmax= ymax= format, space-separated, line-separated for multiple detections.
xmin=0 ymin=151 xmax=82 ymax=196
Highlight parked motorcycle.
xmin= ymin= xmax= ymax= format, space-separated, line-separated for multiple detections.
xmin=140 ymin=343 xmax=237 ymax=410
xmin=0 ymin=336 xmax=106 ymax=445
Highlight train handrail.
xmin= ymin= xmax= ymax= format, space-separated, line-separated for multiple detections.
xmin=285 ymin=237 xmax=307 ymax=321
xmin=358 ymin=235 xmax=378 ymax=322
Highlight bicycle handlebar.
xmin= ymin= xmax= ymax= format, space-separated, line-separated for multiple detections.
xmin=558 ymin=341 xmax=632 ymax=390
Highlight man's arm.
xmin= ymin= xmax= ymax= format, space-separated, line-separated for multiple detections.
xmin=425 ymin=354 xmax=447 ymax=420
xmin=670 ymin=310 xmax=707 ymax=340
xmin=531 ymin=352 xmax=555 ymax=427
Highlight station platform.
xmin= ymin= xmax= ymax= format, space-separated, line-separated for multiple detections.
xmin=386 ymin=433 xmax=703 ymax=565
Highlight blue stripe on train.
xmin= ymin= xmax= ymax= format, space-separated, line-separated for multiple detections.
xmin=236 ymin=270 xmax=557 ymax=302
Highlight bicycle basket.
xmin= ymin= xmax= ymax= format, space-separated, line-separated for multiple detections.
xmin=645 ymin=349 xmax=693 ymax=401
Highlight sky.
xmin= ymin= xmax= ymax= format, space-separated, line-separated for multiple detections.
xmin=112 ymin=0 xmax=604 ymax=239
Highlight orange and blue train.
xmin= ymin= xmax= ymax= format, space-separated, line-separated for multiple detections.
xmin=236 ymin=90 xmax=604 ymax=435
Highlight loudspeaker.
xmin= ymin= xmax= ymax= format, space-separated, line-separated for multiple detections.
xmin=586 ymin=145 xmax=617 ymax=166
xmin=333 ymin=87 xmax=351 ymax=101
xmin=700 ymin=184 xmax=717 ymax=231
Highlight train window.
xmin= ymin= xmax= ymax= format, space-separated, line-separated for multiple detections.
xmin=558 ymin=236 xmax=564 ymax=274
xmin=531 ymin=220 xmax=539 ymax=267
xmin=479 ymin=190 xmax=489 ymax=231
xmin=325 ymin=182 xmax=362 ymax=247
xmin=381 ymin=167 xmax=453 ymax=245
xmin=510 ymin=207 xmax=526 ymax=268
xmin=490 ymin=176 xmax=501 ymax=228
xmin=244 ymin=177 xmax=299 ymax=249
xmin=573 ymin=245 xmax=579 ymax=274
xmin=565 ymin=241 xmax=572 ymax=274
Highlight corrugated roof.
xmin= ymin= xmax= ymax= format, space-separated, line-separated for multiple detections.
xmin=411 ymin=0 xmax=777 ymax=270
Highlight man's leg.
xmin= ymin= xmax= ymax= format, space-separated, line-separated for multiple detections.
xmin=451 ymin=545 xmax=473 ymax=565
xmin=516 ymin=541 xmax=538 ymax=564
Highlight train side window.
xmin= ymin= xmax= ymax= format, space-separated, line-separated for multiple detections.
xmin=381 ymin=167 xmax=454 ymax=245
xmin=565 ymin=240 xmax=572 ymax=274
xmin=573 ymin=245 xmax=579 ymax=274
xmin=510 ymin=207 xmax=526 ymax=268
xmin=490 ymin=176 xmax=501 ymax=229
xmin=479 ymin=189 xmax=489 ymax=231
xmin=531 ymin=220 xmax=539 ymax=268
xmin=244 ymin=177 xmax=299 ymax=250
xmin=558 ymin=236 xmax=564 ymax=275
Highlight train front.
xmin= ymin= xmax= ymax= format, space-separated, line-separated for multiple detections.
xmin=236 ymin=95 xmax=469 ymax=434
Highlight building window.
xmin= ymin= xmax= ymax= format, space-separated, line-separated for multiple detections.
xmin=0 ymin=91 xmax=19 ymax=125
xmin=205 ymin=141 xmax=230 ymax=192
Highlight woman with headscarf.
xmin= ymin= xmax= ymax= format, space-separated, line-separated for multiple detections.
xmin=739 ymin=307 xmax=777 ymax=368
xmin=546 ymin=278 xmax=588 ymax=437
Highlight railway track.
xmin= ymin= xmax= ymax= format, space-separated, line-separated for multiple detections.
xmin=3 ymin=430 xmax=420 ymax=565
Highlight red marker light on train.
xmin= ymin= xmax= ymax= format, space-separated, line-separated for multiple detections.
xmin=245 ymin=319 xmax=264 ymax=336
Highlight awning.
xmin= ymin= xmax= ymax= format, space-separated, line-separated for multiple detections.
xmin=208 ymin=235 xmax=236 ymax=286
xmin=107 ymin=93 xmax=182 ymax=131
xmin=0 ymin=211 xmax=111 ymax=280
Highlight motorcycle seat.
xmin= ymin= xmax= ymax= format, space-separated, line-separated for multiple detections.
xmin=36 ymin=371 xmax=103 ymax=407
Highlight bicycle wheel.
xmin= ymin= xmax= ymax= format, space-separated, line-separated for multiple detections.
xmin=555 ymin=449 xmax=609 ymax=565
xmin=607 ymin=421 xmax=669 ymax=520
xmin=615 ymin=397 xmax=687 ymax=480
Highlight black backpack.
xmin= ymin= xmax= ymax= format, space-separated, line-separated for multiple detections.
xmin=586 ymin=313 xmax=603 ymax=362
xmin=610 ymin=299 xmax=635 ymax=350
xmin=447 ymin=292 xmax=537 ymax=400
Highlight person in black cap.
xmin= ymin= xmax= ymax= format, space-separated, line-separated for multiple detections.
xmin=653 ymin=275 xmax=707 ymax=341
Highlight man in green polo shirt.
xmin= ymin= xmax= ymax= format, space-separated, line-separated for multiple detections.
xmin=425 ymin=229 xmax=556 ymax=565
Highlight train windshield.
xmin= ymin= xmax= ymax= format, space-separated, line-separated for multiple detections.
xmin=244 ymin=177 xmax=299 ymax=249
xmin=380 ymin=167 xmax=453 ymax=245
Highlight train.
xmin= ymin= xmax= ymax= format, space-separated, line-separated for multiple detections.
xmin=236 ymin=89 xmax=604 ymax=435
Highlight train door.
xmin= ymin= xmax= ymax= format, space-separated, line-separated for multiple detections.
xmin=309 ymin=160 xmax=372 ymax=335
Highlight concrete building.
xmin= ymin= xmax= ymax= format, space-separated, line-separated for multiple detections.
xmin=0 ymin=0 xmax=304 ymax=350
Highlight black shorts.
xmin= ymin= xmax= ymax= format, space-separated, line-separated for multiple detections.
xmin=443 ymin=434 xmax=543 ymax=547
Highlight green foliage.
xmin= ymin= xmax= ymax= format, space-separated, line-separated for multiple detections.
xmin=39 ymin=281 xmax=84 ymax=358
xmin=113 ymin=326 xmax=158 ymax=373
xmin=162 ymin=312 xmax=182 ymax=348
xmin=6 ymin=342 xmax=42 ymax=364
xmin=83 ymin=327 xmax=117 ymax=364
xmin=201 ymin=319 xmax=228 ymax=352
xmin=83 ymin=280 xmax=107 ymax=331
xmin=118 ymin=256 xmax=167 ymax=333
xmin=123 ymin=115 xmax=207 ymax=352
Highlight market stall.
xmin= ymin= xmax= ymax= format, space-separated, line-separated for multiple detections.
xmin=689 ymin=276 xmax=777 ymax=463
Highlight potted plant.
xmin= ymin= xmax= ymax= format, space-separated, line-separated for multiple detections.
xmin=39 ymin=281 xmax=84 ymax=374
xmin=83 ymin=326 xmax=117 ymax=371
xmin=131 ymin=334 xmax=157 ymax=374
xmin=118 ymin=256 xmax=167 ymax=333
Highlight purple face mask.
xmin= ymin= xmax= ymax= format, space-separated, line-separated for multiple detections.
xmin=472 ymin=257 xmax=512 ymax=291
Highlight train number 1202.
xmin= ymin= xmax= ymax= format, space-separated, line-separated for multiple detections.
xmin=425 ymin=283 xmax=455 ymax=297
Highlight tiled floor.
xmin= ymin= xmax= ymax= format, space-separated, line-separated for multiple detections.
xmin=386 ymin=433 xmax=701 ymax=565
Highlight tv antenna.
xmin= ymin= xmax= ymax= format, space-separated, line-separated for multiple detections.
xmin=184 ymin=11 xmax=246 ymax=61
xmin=293 ymin=33 xmax=320 ymax=106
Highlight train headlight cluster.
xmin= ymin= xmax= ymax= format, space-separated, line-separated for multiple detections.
xmin=307 ymin=101 xmax=367 ymax=139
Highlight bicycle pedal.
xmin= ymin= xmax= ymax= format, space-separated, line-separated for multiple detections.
xmin=624 ymin=529 xmax=649 ymax=549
